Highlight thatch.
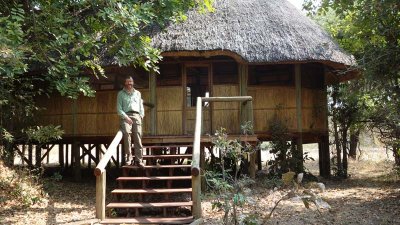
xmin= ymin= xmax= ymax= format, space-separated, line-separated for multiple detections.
xmin=151 ymin=0 xmax=356 ymax=67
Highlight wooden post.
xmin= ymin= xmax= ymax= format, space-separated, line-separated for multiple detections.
xmin=239 ymin=64 xmax=248 ymax=128
xmin=182 ymin=64 xmax=187 ymax=135
xmin=73 ymin=141 xmax=81 ymax=181
xmin=200 ymin=145 xmax=206 ymax=191
xmin=96 ymin=171 xmax=106 ymax=220
xmin=59 ymin=144 xmax=64 ymax=167
xmin=209 ymin=64 xmax=213 ymax=134
xmin=46 ymin=145 xmax=50 ymax=164
xmin=247 ymin=100 xmax=256 ymax=179
xmin=295 ymin=64 xmax=304 ymax=173
xmin=65 ymin=144 xmax=69 ymax=168
xmin=319 ymin=135 xmax=330 ymax=177
xmin=149 ymin=71 xmax=157 ymax=135
xmin=22 ymin=144 xmax=25 ymax=165
xmin=249 ymin=151 xmax=256 ymax=179
xmin=319 ymin=69 xmax=331 ymax=177
xmin=191 ymin=97 xmax=202 ymax=219
xmin=35 ymin=145 xmax=41 ymax=167
xmin=28 ymin=144 xmax=33 ymax=167
xmin=192 ymin=174 xmax=202 ymax=219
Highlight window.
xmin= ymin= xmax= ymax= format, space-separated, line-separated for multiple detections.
xmin=186 ymin=66 xmax=209 ymax=107
xmin=248 ymin=64 xmax=294 ymax=86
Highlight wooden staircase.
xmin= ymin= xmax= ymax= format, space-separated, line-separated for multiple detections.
xmin=100 ymin=145 xmax=195 ymax=224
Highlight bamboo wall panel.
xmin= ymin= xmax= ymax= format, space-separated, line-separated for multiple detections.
xmin=61 ymin=115 xmax=73 ymax=135
xmin=62 ymin=98 xmax=73 ymax=114
xmin=212 ymin=85 xmax=240 ymax=133
xmin=138 ymin=89 xmax=150 ymax=135
xmin=76 ymin=114 xmax=97 ymax=135
xmin=248 ymin=86 xmax=296 ymax=109
xmin=156 ymin=86 xmax=183 ymax=135
xmin=302 ymin=108 xmax=327 ymax=131
xmin=248 ymin=86 xmax=327 ymax=133
xmin=302 ymin=89 xmax=325 ymax=107
xmin=37 ymin=95 xmax=63 ymax=115
xmin=37 ymin=88 xmax=152 ymax=137
xmin=96 ymin=91 xmax=117 ymax=113
xmin=96 ymin=114 xmax=120 ymax=135
xmin=212 ymin=85 xmax=240 ymax=109
xmin=213 ymin=110 xmax=239 ymax=133
xmin=253 ymin=109 xmax=297 ymax=132
xmin=77 ymin=96 xmax=97 ymax=113
xmin=157 ymin=111 xmax=182 ymax=135
xmin=156 ymin=87 xmax=182 ymax=111
xmin=186 ymin=108 xmax=210 ymax=135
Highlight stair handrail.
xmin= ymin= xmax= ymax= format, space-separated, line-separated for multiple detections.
xmin=94 ymin=130 xmax=123 ymax=220
xmin=191 ymin=96 xmax=253 ymax=220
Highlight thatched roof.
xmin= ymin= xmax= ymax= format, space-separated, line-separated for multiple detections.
xmin=151 ymin=0 xmax=356 ymax=68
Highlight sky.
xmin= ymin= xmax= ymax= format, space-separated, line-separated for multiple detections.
xmin=287 ymin=0 xmax=304 ymax=10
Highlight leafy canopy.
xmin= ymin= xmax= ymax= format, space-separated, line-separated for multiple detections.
xmin=0 ymin=0 xmax=213 ymax=144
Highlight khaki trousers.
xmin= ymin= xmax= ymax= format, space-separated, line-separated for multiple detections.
xmin=120 ymin=113 xmax=143 ymax=162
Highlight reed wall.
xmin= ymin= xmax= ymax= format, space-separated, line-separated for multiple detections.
xmin=248 ymin=86 xmax=327 ymax=133
xmin=38 ymin=89 xmax=151 ymax=137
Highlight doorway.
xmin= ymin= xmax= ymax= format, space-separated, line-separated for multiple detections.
xmin=184 ymin=64 xmax=212 ymax=135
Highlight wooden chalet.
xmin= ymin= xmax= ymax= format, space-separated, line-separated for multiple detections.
xmin=29 ymin=0 xmax=359 ymax=223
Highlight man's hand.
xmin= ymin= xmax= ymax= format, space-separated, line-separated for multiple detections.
xmin=125 ymin=116 xmax=133 ymax=125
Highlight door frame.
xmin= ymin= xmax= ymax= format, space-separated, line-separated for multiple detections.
xmin=182 ymin=63 xmax=213 ymax=135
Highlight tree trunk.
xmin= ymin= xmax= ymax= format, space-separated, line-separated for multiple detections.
xmin=342 ymin=127 xmax=348 ymax=178
xmin=332 ymin=86 xmax=343 ymax=176
xmin=394 ymin=146 xmax=400 ymax=167
xmin=349 ymin=129 xmax=360 ymax=159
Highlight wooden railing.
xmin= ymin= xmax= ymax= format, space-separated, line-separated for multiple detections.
xmin=191 ymin=96 xmax=254 ymax=219
xmin=94 ymin=130 xmax=123 ymax=220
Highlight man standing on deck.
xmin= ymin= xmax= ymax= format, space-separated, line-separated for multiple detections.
xmin=117 ymin=75 xmax=145 ymax=168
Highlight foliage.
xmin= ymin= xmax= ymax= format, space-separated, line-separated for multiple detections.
xmin=25 ymin=125 xmax=64 ymax=143
xmin=0 ymin=161 xmax=47 ymax=207
xmin=0 ymin=0 xmax=213 ymax=159
xmin=304 ymin=0 xmax=400 ymax=168
xmin=266 ymin=115 xmax=313 ymax=175
xmin=205 ymin=127 xmax=256 ymax=225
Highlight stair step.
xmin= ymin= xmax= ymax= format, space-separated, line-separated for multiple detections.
xmin=100 ymin=216 xmax=194 ymax=224
xmin=107 ymin=201 xmax=193 ymax=208
xmin=117 ymin=176 xmax=191 ymax=181
xmin=144 ymin=145 xmax=193 ymax=148
xmin=122 ymin=164 xmax=191 ymax=169
xmin=140 ymin=154 xmax=192 ymax=159
xmin=112 ymin=188 xmax=192 ymax=194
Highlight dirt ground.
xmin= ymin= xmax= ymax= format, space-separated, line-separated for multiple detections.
xmin=1 ymin=147 xmax=399 ymax=225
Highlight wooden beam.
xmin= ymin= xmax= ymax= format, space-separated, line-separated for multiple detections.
xmin=28 ymin=144 xmax=33 ymax=166
xmin=202 ymin=96 xmax=252 ymax=102
xmin=35 ymin=145 xmax=41 ymax=167
xmin=95 ymin=171 xmax=106 ymax=220
xmin=295 ymin=64 xmax=304 ymax=173
xmin=94 ymin=131 xmax=123 ymax=176
xmin=79 ymin=144 xmax=98 ymax=163
xmin=209 ymin=63 xmax=213 ymax=134
xmin=72 ymin=141 xmax=81 ymax=181
xmin=182 ymin=64 xmax=187 ymax=135
xmin=319 ymin=69 xmax=331 ymax=177
xmin=191 ymin=97 xmax=202 ymax=219
xmin=59 ymin=144 xmax=64 ymax=167
xmin=162 ymin=50 xmax=246 ymax=64
xmin=149 ymin=71 xmax=157 ymax=135
xmin=14 ymin=145 xmax=33 ymax=167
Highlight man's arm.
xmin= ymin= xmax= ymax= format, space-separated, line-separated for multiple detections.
xmin=139 ymin=92 xmax=145 ymax=119
xmin=117 ymin=91 xmax=128 ymax=120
